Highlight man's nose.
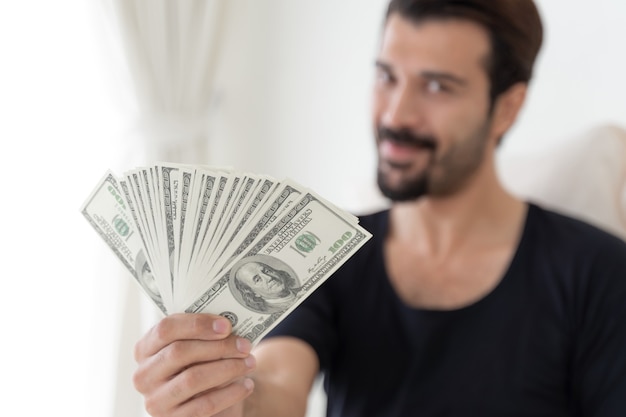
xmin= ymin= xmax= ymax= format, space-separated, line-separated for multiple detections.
xmin=382 ymin=87 xmax=424 ymax=130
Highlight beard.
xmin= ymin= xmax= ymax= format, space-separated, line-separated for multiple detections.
xmin=377 ymin=167 xmax=429 ymax=201
xmin=376 ymin=120 xmax=491 ymax=202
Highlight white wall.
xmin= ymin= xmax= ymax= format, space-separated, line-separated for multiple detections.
xmin=209 ymin=0 xmax=389 ymax=213
xmin=1 ymin=1 xmax=624 ymax=416
xmin=510 ymin=0 xmax=626 ymax=154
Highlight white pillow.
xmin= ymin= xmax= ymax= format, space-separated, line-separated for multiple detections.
xmin=497 ymin=124 xmax=626 ymax=240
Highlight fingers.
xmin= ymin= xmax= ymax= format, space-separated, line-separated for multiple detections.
xmin=135 ymin=313 xmax=233 ymax=361
xmin=143 ymin=357 xmax=256 ymax=416
xmin=146 ymin=377 xmax=255 ymax=417
xmin=133 ymin=336 xmax=253 ymax=394
xmin=133 ymin=313 xmax=257 ymax=416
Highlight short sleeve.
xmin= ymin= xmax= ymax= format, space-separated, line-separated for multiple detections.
xmin=263 ymin=272 xmax=339 ymax=371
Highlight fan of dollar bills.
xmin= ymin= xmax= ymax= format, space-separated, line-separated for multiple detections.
xmin=81 ymin=163 xmax=372 ymax=342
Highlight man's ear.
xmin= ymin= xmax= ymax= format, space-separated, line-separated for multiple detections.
xmin=490 ymin=82 xmax=528 ymax=140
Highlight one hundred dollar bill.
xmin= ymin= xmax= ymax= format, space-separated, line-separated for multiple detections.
xmin=81 ymin=171 xmax=167 ymax=315
xmin=185 ymin=191 xmax=373 ymax=344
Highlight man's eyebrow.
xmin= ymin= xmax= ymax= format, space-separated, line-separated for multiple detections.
xmin=420 ymin=71 xmax=468 ymax=86
xmin=374 ymin=60 xmax=392 ymax=72
xmin=375 ymin=61 xmax=467 ymax=86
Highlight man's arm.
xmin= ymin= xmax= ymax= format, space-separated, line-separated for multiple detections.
xmin=244 ymin=337 xmax=320 ymax=417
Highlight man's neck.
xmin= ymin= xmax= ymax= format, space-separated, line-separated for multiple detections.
xmin=388 ymin=159 xmax=526 ymax=260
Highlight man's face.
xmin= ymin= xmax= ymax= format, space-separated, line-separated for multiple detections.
xmin=372 ymin=14 xmax=495 ymax=201
xmin=237 ymin=262 xmax=286 ymax=298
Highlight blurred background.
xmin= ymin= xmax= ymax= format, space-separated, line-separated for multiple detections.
xmin=0 ymin=0 xmax=624 ymax=416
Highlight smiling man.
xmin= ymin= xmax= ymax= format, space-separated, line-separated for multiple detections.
xmin=374 ymin=16 xmax=497 ymax=202
xmin=131 ymin=1 xmax=626 ymax=416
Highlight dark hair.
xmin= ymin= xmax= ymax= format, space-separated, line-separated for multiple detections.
xmin=385 ymin=0 xmax=543 ymax=105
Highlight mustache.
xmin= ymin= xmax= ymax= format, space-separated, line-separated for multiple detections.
xmin=377 ymin=127 xmax=437 ymax=151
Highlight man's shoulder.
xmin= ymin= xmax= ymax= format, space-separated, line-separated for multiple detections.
xmin=353 ymin=208 xmax=390 ymax=237
xmin=525 ymin=201 xmax=626 ymax=262
xmin=527 ymin=202 xmax=623 ymax=239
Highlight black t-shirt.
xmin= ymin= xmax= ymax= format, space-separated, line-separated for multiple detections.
xmin=266 ymin=203 xmax=626 ymax=417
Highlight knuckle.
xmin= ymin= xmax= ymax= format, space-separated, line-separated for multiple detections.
xmin=153 ymin=319 xmax=173 ymax=343
xmin=181 ymin=365 xmax=205 ymax=389
xmin=215 ymin=358 xmax=244 ymax=379
xmin=189 ymin=314 xmax=211 ymax=335
xmin=168 ymin=373 xmax=195 ymax=403
xmin=214 ymin=337 xmax=229 ymax=355
xmin=169 ymin=381 xmax=185 ymax=401
xmin=159 ymin=340 xmax=185 ymax=363
xmin=170 ymin=340 xmax=189 ymax=358
xmin=196 ymin=395 xmax=219 ymax=416
xmin=223 ymin=335 xmax=243 ymax=356
xmin=132 ymin=367 xmax=147 ymax=393
xmin=143 ymin=395 xmax=163 ymax=417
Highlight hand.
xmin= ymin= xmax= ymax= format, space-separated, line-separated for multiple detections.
xmin=133 ymin=313 xmax=256 ymax=417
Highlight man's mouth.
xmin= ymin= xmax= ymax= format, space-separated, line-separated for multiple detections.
xmin=378 ymin=127 xmax=437 ymax=151
xmin=379 ymin=140 xmax=423 ymax=164
xmin=378 ymin=129 xmax=437 ymax=169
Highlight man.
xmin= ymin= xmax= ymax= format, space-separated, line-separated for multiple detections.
xmin=132 ymin=0 xmax=626 ymax=416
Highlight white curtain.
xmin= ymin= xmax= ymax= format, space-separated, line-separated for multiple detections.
xmin=106 ymin=0 xmax=228 ymax=164
xmin=99 ymin=1 xmax=230 ymax=415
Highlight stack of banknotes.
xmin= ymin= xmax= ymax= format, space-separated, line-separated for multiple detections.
xmin=81 ymin=164 xmax=372 ymax=342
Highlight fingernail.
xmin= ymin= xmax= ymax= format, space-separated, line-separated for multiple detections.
xmin=236 ymin=337 xmax=252 ymax=354
xmin=244 ymin=377 xmax=255 ymax=390
xmin=244 ymin=355 xmax=256 ymax=368
xmin=212 ymin=318 xmax=230 ymax=334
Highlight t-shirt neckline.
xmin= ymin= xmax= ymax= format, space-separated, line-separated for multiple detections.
xmin=380 ymin=202 xmax=534 ymax=315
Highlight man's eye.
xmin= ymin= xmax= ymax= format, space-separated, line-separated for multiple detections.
xmin=377 ymin=70 xmax=393 ymax=83
xmin=426 ymin=79 xmax=443 ymax=93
